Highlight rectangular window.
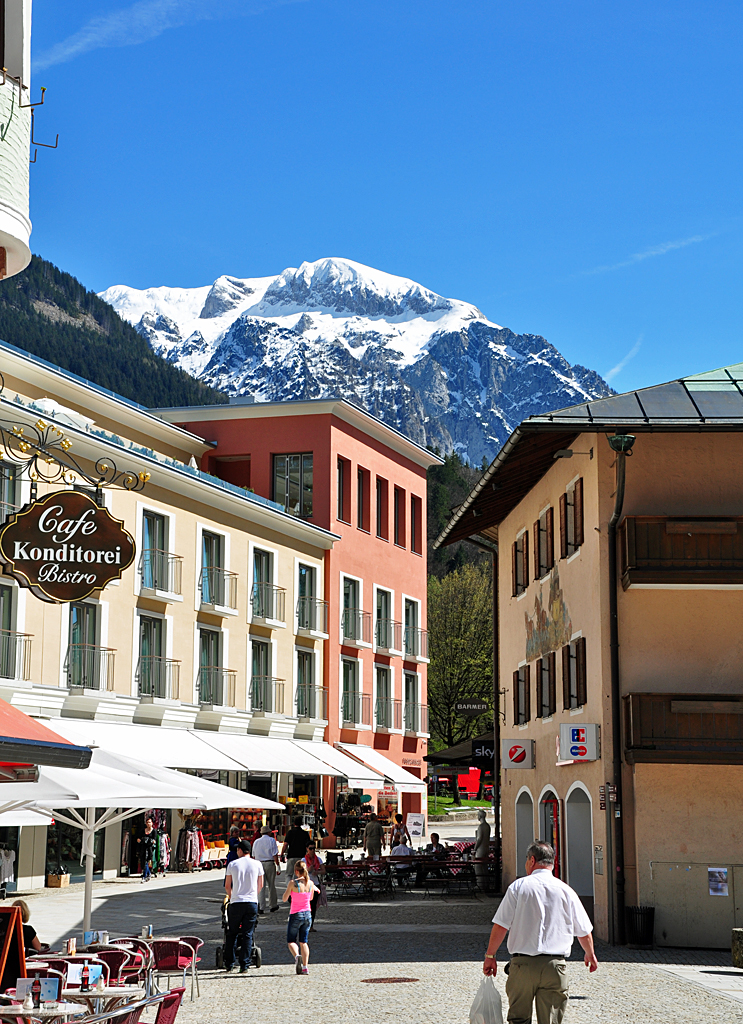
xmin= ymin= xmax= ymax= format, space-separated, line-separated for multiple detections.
xmin=375 ymin=665 xmax=393 ymax=728
xmin=252 ymin=548 xmax=274 ymax=619
xmin=538 ymin=652 xmax=556 ymax=718
xmin=562 ymin=637 xmax=587 ymax=710
xmin=376 ymin=477 xmax=389 ymax=540
xmin=138 ymin=615 xmax=171 ymax=698
xmin=0 ymin=585 xmax=14 ymax=679
xmin=342 ymin=576 xmax=361 ymax=642
xmin=410 ymin=495 xmax=422 ymax=554
xmin=559 ymin=479 xmax=584 ymax=558
xmin=201 ymin=531 xmax=224 ymax=605
xmin=511 ymin=531 xmax=529 ymax=596
xmin=513 ymin=665 xmax=530 ymax=725
xmin=273 ymin=453 xmax=313 ymax=518
xmin=404 ymin=671 xmax=420 ymax=732
xmin=141 ymin=511 xmax=167 ymax=590
xmin=251 ymin=638 xmax=273 ymax=712
xmin=533 ymin=508 xmax=554 ymax=579
xmin=0 ymin=464 xmax=17 ymax=519
xmin=296 ymin=649 xmax=315 ymax=717
xmin=393 ymin=486 xmax=406 ymax=546
xmin=357 ymin=467 xmax=371 ymax=531
xmin=376 ymin=588 xmax=392 ymax=649
xmin=337 ymin=457 xmax=351 ymax=522
xmin=67 ymin=603 xmax=104 ymax=690
xmin=342 ymin=657 xmax=359 ymax=722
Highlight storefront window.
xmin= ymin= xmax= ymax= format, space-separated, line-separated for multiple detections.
xmin=47 ymin=812 xmax=105 ymax=879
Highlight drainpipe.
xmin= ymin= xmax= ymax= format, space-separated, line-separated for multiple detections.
xmin=606 ymin=433 xmax=635 ymax=944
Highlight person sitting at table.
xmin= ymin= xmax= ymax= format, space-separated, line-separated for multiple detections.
xmin=425 ymin=833 xmax=447 ymax=857
xmin=12 ymin=900 xmax=41 ymax=953
xmin=390 ymin=838 xmax=413 ymax=885
xmin=390 ymin=813 xmax=411 ymax=851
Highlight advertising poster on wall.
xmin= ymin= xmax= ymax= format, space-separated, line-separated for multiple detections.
xmin=708 ymin=867 xmax=729 ymax=896
xmin=406 ymin=813 xmax=426 ymax=841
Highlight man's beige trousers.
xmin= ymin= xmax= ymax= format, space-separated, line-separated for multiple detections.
xmin=505 ymin=954 xmax=569 ymax=1024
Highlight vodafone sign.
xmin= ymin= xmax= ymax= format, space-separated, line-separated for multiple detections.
xmin=0 ymin=490 xmax=135 ymax=603
xmin=501 ymin=739 xmax=535 ymax=769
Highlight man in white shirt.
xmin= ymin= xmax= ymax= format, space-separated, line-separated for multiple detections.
xmin=224 ymin=841 xmax=264 ymax=973
xmin=390 ymin=839 xmax=413 ymax=886
xmin=482 ymin=841 xmax=597 ymax=1024
xmin=251 ymin=826 xmax=280 ymax=914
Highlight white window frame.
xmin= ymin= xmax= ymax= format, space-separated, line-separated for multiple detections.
xmin=372 ymin=583 xmax=401 ymax=656
xmin=294 ymin=558 xmax=328 ymax=640
xmin=403 ymin=668 xmax=427 ymax=736
xmin=0 ymin=579 xmax=28 ymax=684
xmin=195 ymin=523 xmax=237 ymax=616
xmin=339 ymin=653 xmax=370 ymax=731
xmin=293 ymin=642 xmax=323 ymax=722
xmin=248 ymin=632 xmax=279 ymax=715
xmin=402 ymin=592 xmax=428 ymax=664
xmin=60 ymin=596 xmax=108 ymax=691
xmin=194 ymin=622 xmax=229 ymax=706
xmin=132 ymin=607 xmax=174 ymax=700
xmin=373 ymin=660 xmax=400 ymax=733
xmin=339 ymin=570 xmax=371 ymax=649
xmin=135 ymin=500 xmax=181 ymax=601
xmin=247 ymin=540 xmax=284 ymax=628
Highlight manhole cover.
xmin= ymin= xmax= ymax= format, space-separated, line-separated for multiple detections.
xmin=361 ymin=978 xmax=419 ymax=984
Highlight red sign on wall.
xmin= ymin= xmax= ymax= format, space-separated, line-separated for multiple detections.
xmin=0 ymin=490 xmax=135 ymax=603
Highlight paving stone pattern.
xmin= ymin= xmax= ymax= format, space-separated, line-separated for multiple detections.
xmin=19 ymin=871 xmax=743 ymax=1023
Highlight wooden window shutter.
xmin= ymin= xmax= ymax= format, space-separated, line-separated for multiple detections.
xmin=513 ymin=670 xmax=519 ymax=725
xmin=562 ymin=645 xmax=571 ymax=709
xmin=548 ymin=651 xmax=556 ymax=715
xmin=559 ymin=493 xmax=568 ymax=559
xmin=512 ymin=541 xmax=518 ymax=597
xmin=524 ymin=664 xmax=531 ymax=722
xmin=576 ymin=636 xmax=587 ymax=705
xmin=546 ymin=507 xmax=554 ymax=568
xmin=523 ymin=528 xmax=529 ymax=585
xmin=574 ymin=478 xmax=584 ymax=548
xmin=534 ymin=521 xmax=541 ymax=578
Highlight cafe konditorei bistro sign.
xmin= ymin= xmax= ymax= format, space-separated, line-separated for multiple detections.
xmin=0 ymin=490 xmax=135 ymax=603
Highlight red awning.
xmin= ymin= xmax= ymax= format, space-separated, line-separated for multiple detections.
xmin=0 ymin=700 xmax=91 ymax=770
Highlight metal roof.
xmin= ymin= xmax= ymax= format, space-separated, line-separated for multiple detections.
xmin=435 ymin=362 xmax=743 ymax=549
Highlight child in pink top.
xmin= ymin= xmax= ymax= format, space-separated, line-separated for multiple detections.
xmin=282 ymin=859 xmax=317 ymax=975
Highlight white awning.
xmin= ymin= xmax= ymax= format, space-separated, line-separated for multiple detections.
xmin=49 ymin=720 xmax=246 ymax=772
xmin=292 ymin=740 xmax=384 ymax=789
xmin=195 ymin=733 xmax=340 ymax=776
xmin=336 ymin=743 xmax=427 ymax=794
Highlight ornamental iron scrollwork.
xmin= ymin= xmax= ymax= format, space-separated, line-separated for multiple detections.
xmin=0 ymin=372 xmax=151 ymax=497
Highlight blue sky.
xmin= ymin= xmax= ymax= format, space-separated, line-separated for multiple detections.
xmin=29 ymin=0 xmax=743 ymax=391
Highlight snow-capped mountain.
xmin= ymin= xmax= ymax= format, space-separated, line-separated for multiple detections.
xmin=100 ymin=258 xmax=611 ymax=465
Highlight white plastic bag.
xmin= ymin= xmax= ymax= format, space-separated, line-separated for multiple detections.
xmin=469 ymin=975 xmax=504 ymax=1024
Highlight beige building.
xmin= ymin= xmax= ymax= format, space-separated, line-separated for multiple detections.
xmin=437 ymin=364 xmax=743 ymax=948
xmin=0 ymin=340 xmax=346 ymax=888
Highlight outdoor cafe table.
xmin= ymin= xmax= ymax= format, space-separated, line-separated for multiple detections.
xmin=63 ymin=986 xmax=146 ymax=1014
xmin=0 ymin=1002 xmax=84 ymax=1022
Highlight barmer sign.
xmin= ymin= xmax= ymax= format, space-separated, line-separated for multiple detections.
xmin=0 ymin=490 xmax=135 ymax=603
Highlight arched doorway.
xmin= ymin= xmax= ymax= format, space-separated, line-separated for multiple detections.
xmin=515 ymin=790 xmax=534 ymax=877
xmin=566 ymin=786 xmax=594 ymax=921
xmin=540 ymin=789 xmax=561 ymax=877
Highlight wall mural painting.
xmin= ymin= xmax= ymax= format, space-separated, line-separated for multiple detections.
xmin=525 ymin=568 xmax=572 ymax=661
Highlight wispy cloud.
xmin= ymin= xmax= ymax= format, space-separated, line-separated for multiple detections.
xmin=605 ymin=335 xmax=642 ymax=383
xmin=580 ymin=232 xmax=716 ymax=277
xmin=33 ymin=0 xmax=308 ymax=72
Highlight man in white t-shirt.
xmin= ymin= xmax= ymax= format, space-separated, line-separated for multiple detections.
xmin=251 ymin=826 xmax=280 ymax=914
xmin=482 ymin=840 xmax=597 ymax=1024
xmin=224 ymin=841 xmax=264 ymax=972
xmin=390 ymin=840 xmax=413 ymax=885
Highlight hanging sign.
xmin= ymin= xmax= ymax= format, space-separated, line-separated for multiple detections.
xmin=456 ymin=699 xmax=489 ymax=717
xmin=472 ymin=738 xmax=495 ymax=762
xmin=0 ymin=490 xmax=135 ymax=603
xmin=501 ymin=739 xmax=535 ymax=769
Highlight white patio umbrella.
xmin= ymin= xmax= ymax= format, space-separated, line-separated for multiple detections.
xmin=27 ymin=748 xmax=285 ymax=931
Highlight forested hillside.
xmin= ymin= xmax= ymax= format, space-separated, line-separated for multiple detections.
xmin=427 ymin=452 xmax=491 ymax=577
xmin=0 ymin=257 xmax=226 ymax=409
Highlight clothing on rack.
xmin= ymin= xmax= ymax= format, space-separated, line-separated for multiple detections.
xmin=0 ymin=848 xmax=15 ymax=884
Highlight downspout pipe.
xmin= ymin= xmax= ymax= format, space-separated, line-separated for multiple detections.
xmin=607 ymin=433 xmax=635 ymax=944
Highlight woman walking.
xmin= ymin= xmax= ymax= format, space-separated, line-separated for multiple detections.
xmin=282 ymin=860 xmax=316 ymax=975
xmin=304 ymin=841 xmax=325 ymax=932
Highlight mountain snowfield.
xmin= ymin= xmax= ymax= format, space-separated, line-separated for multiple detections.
xmin=100 ymin=257 xmax=611 ymax=465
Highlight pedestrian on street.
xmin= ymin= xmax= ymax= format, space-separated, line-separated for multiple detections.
xmin=304 ymin=841 xmax=325 ymax=931
xmin=390 ymin=813 xmax=411 ymax=850
xmin=137 ymin=817 xmax=156 ymax=882
xmin=252 ymin=825 xmax=280 ymax=915
xmin=282 ymin=815 xmax=310 ymax=882
xmin=363 ymin=813 xmax=384 ymax=859
xmin=282 ymin=859 xmax=317 ymax=976
xmin=482 ymin=840 xmax=597 ymax=1024
xmin=224 ymin=839 xmax=264 ymax=974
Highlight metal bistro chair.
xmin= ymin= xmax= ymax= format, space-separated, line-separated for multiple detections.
xmin=94 ymin=949 xmax=132 ymax=986
xmin=177 ymin=938 xmax=203 ymax=999
xmin=71 ymin=994 xmax=167 ymax=1024
xmin=150 ymin=941 xmax=199 ymax=1001
xmin=110 ymin=938 xmax=153 ymax=992
xmin=153 ymin=987 xmax=186 ymax=1024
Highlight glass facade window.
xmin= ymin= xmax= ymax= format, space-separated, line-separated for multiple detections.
xmin=273 ymin=454 xmax=313 ymax=518
xmin=0 ymin=464 xmax=17 ymax=520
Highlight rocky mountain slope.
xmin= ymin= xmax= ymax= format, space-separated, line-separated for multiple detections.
xmin=101 ymin=258 xmax=611 ymax=464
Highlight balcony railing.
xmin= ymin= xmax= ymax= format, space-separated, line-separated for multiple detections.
xmin=136 ymin=656 xmax=180 ymax=700
xmin=404 ymin=702 xmax=429 ymax=734
xmin=139 ymin=548 xmax=183 ymax=595
xmin=251 ymin=675 xmax=285 ymax=714
xmin=251 ymin=582 xmax=286 ymax=622
xmin=0 ymin=630 xmax=32 ymax=681
xmin=198 ymin=665 xmax=237 ymax=707
xmin=404 ymin=627 xmax=429 ymax=659
xmin=342 ymin=691 xmax=371 ymax=726
xmin=620 ymin=515 xmax=743 ymax=587
xmin=199 ymin=566 xmax=238 ymax=609
xmin=65 ymin=644 xmax=115 ymax=691
xmin=0 ymin=499 xmax=18 ymax=523
xmin=297 ymin=596 xmax=328 ymax=634
xmin=375 ymin=619 xmax=402 ymax=652
xmin=376 ymin=697 xmax=402 ymax=730
xmin=296 ymin=684 xmax=329 ymax=720
xmin=342 ymin=608 xmax=372 ymax=645
xmin=624 ymin=692 xmax=743 ymax=764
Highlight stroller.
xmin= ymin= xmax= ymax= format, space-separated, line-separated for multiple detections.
xmin=215 ymin=895 xmax=262 ymax=969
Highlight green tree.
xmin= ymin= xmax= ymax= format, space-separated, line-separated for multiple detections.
xmin=427 ymin=452 xmax=490 ymax=578
xmin=427 ymin=562 xmax=494 ymax=802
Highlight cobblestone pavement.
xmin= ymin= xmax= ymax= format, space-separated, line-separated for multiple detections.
xmin=19 ymin=869 xmax=743 ymax=1022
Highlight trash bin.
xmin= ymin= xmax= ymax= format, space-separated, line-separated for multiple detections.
xmin=625 ymin=905 xmax=655 ymax=948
